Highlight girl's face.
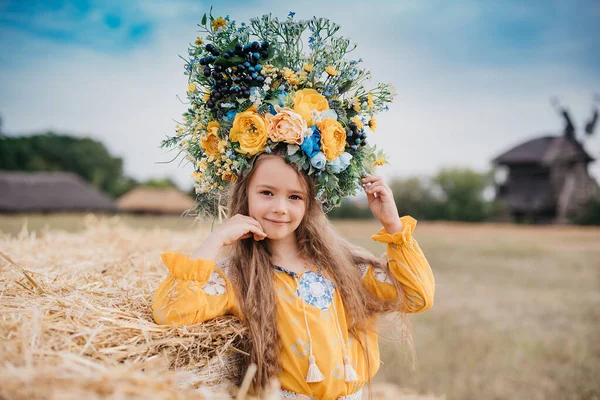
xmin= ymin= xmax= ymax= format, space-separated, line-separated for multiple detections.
xmin=247 ymin=155 xmax=307 ymax=241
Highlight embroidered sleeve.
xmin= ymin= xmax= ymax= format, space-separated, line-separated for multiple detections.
xmin=367 ymin=216 xmax=436 ymax=313
xmin=152 ymin=252 xmax=241 ymax=325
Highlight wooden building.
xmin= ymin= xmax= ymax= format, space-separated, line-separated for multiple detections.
xmin=493 ymin=130 xmax=599 ymax=223
xmin=0 ymin=171 xmax=116 ymax=213
xmin=116 ymin=187 xmax=195 ymax=215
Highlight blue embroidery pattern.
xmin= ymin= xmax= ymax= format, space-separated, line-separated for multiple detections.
xmin=296 ymin=271 xmax=335 ymax=310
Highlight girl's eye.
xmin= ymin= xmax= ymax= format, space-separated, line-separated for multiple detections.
xmin=290 ymin=195 xmax=303 ymax=200
xmin=260 ymin=190 xmax=273 ymax=196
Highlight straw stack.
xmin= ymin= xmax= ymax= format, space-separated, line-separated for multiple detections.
xmin=0 ymin=215 xmax=250 ymax=399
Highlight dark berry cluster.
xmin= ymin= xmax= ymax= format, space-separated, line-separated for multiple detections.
xmin=197 ymin=41 xmax=272 ymax=112
xmin=346 ymin=122 xmax=367 ymax=152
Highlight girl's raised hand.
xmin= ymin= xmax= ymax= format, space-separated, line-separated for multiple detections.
xmin=213 ymin=214 xmax=267 ymax=246
xmin=362 ymin=175 xmax=403 ymax=234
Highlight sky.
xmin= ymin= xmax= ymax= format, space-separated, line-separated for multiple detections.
xmin=1 ymin=0 xmax=599 ymax=191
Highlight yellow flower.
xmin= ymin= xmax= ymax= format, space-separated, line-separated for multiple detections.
xmin=350 ymin=116 xmax=363 ymax=130
xmin=293 ymin=89 xmax=330 ymax=125
xmin=367 ymin=93 xmax=374 ymax=109
xmin=191 ymin=171 xmax=204 ymax=181
xmin=325 ymin=65 xmax=338 ymax=76
xmin=222 ymin=171 xmax=238 ymax=182
xmin=303 ymin=64 xmax=314 ymax=73
xmin=374 ymin=157 xmax=386 ymax=167
xmin=203 ymin=93 xmax=210 ymax=102
xmin=266 ymin=107 xmax=306 ymax=145
xmin=195 ymin=37 xmax=203 ymax=46
xmin=229 ymin=108 xmax=268 ymax=155
xmin=369 ymin=117 xmax=377 ymax=132
xmin=353 ymin=96 xmax=361 ymax=112
xmin=187 ymin=83 xmax=196 ymax=93
xmin=201 ymin=121 xmax=224 ymax=156
xmin=197 ymin=159 xmax=208 ymax=170
xmin=212 ymin=17 xmax=227 ymax=31
xmin=317 ymin=118 xmax=346 ymax=161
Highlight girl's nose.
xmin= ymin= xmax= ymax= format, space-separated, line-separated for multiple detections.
xmin=272 ymin=197 xmax=287 ymax=214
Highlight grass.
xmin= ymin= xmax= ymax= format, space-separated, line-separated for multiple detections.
xmin=2 ymin=214 xmax=599 ymax=400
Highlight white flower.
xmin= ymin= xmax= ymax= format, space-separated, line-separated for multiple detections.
xmin=321 ymin=109 xmax=338 ymax=120
xmin=389 ymin=83 xmax=398 ymax=97
xmin=287 ymin=144 xmax=300 ymax=155
xmin=311 ymin=109 xmax=322 ymax=123
xmin=304 ymin=127 xmax=314 ymax=138
xmin=264 ymin=76 xmax=272 ymax=85
xmin=262 ymin=84 xmax=270 ymax=91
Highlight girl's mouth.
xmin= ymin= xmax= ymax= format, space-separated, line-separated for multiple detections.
xmin=265 ymin=219 xmax=289 ymax=226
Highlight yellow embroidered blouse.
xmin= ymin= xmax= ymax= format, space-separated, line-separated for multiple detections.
xmin=153 ymin=216 xmax=435 ymax=400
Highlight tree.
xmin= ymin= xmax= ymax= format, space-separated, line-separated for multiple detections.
xmin=389 ymin=176 xmax=441 ymax=220
xmin=431 ymin=167 xmax=494 ymax=222
xmin=0 ymin=133 xmax=135 ymax=198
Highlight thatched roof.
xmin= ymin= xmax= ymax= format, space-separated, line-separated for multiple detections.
xmin=116 ymin=187 xmax=195 ymax=214
xmin=0 ymin=171 xmax=116 ymax=213
xmin=493 ymin=134 xmax=594 ymax=166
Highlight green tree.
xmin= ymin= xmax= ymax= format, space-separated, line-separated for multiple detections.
xmin=431 ymin=167 xmax=494 ymax=222
xmin=389 ymin=176 xmax=442 ymax=220
xmin=141 ymin=178 xmax=179 ymax=189
xmin=0 ymin=133 xmax=135 ymax=198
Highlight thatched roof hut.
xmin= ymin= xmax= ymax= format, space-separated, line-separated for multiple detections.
xmin=492 ymin=133 xmax=598 ymax=223
xmin=116 ymin=187 xmax=195 ymax=214
xmin=0 ymin=171 xmax=116 ymax=213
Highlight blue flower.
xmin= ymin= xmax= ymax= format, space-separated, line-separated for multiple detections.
xmin=277 ymin=90 xmax=288 ymax=107
xmin=288 ymin=11 xmax=296 ymax=18
xmin=328 ymin=152 xmax=352 ymax=173
xmin=301 ymin=127 xmax=321 ymax=158
xmin=310 ymin=152 xmax=327 ymax=170
xmin=226 ymin=110 xmax=237 ymax=122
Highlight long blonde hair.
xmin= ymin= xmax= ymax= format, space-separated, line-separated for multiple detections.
xmin=225 ymin=152 xmax=407 ymax=394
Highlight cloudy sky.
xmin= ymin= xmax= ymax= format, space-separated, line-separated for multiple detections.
xmin=1 ymin=0 xmax=599 ymax=191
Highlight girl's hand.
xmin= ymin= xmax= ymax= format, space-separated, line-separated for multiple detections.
xmin=213 ymin=214 xmax=267 ymax=246
xmin=362 ymin=175 xmax=403 ymax=234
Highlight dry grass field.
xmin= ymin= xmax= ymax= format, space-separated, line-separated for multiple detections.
xmin=1 ymin=213 xmax=599 ymax=399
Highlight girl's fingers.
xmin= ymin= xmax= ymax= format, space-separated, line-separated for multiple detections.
xmin=247 ymin=224 xmax=267 ymax=239
xmin=362 ymin=175 xmax=383 ymax=184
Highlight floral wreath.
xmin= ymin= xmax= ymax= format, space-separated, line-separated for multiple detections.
xmin=162 ymin=9 xmax=397 ymax=217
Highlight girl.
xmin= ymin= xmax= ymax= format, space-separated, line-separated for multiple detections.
xmin=153 ymin=152 xmax=435 ymax=399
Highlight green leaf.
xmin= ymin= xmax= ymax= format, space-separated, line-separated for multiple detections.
xmin=338 ymin=80 xmax=352 ymax=94
xmin=201 ymin=13 xmax=207 ymax=25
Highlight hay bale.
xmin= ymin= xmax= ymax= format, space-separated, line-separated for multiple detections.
xmin=0 ymin=215 xmax=249 ymax=399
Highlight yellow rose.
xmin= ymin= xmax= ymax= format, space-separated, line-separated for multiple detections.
xmin=229 ymin=108 xmax=268 ymax=156
xmin=201 ymin=121 xmax=223 ymax=156
xmin=293 ymin=89 xmax=329 ymax=126
xmin=317 ymin=118 xmax=346 ymax=161
xmin=266 ymin=108 xmax=306 ymax=145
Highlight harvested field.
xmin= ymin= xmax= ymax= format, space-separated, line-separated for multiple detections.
xmin=1 ymin=213 xmax=599 ymax=399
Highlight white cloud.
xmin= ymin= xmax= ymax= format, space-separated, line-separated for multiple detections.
xmin=1 ymin=0 xmax=598 ymax=193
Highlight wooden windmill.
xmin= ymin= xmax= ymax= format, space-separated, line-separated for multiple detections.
xmin=492 ymin=95 xmax=599 ymax=223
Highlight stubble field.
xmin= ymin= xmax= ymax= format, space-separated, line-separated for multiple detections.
xmin=1 ymin=213 xmax=598 ymax=399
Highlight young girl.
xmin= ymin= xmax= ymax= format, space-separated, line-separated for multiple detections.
xmin=152 ymin=151 xmax=435 ymax=399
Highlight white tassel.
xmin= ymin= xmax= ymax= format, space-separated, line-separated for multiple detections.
xmin=343 ymin=356 xmax=359 ymax=382
xmin=306 ymin=355 xmax=325 ymax=383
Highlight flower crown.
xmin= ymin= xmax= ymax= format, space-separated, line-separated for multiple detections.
xmin=162 ymin=10 xmax=397 ymax=217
